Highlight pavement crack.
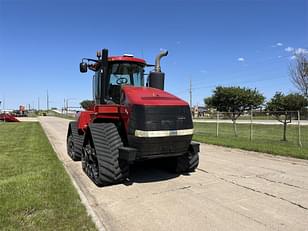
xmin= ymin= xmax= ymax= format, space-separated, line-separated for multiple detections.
xmin=197 ymin=168 xmax=209 ymax=173
xmin=197 ymin=168 xmax=308 ymax=211
xmin=256 ymin=175 xmax=307 ymax=190
xmin=221 ymin=177 xmax=308 ymax=211
xmin=259 ymin=167 xmax=286 ymax=174
xmin=152 ymin=186 xmax=191 ymax=195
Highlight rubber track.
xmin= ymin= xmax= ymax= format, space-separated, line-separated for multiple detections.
xmin=89 ymin=123 xmax=129 ymax=185
xmin=70 ymin=121 xmax=84 ymax=160
xmin=176 ymin=152 xmax=199 ymax=173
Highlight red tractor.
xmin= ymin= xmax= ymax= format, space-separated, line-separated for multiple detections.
xmin=67 ymin=49 xmax=199 ymax=186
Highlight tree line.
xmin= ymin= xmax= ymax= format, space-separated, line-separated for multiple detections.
xmin=204 ymin=86 xmax=307 ymax=141
xmin=204 ymin=53 xmax=308 ymax=141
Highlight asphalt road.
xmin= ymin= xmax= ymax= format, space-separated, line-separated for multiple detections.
xmin=39 ymin=116 xmax=308 ymax=231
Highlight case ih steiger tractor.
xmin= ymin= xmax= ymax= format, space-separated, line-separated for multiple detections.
xmin=67 ymin=49 xmax=199 ymax=186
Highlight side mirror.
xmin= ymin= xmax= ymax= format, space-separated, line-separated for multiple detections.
xmin=80 ymin=62 xmax=88 ymax=73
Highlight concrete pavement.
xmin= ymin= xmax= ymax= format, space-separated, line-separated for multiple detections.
xmin=39 ymin=116 xmax=308 ymax=231
xmin=18 ymin=117 xmax=38 ymax=122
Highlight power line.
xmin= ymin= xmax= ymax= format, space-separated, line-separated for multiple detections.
xmin=192 ymin=73 xmax=287 ymax=91
xmin=173 ymin=72 xmax=288 ymax=95
xmin=173 ymin=63 xmax=291 ymax=94
xmin=172 ymin=50 xmax=306 ymax=98
xmin=191 ymin=53 xmax=293 ymax=85
xmin=196 ymin=77 xmax=286 ymax=92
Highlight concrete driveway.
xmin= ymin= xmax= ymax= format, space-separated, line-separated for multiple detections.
xmin=39 ymin=116 xmax=308 ymax=231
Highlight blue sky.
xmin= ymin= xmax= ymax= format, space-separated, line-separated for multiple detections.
xmin=0 ymin=0 xmax=307 ymax=109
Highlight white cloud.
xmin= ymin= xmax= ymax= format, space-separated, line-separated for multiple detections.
xmin=200 ymin=70 xmax=207 ymax=74
xmin=278 ymin=55 xmax=282 ymax=58
xmin=295 ymin=48 xmax=308 ymax=55
xmin=237 ymin=57 xmax=245 ymax=62
xmin=290 ymin=55 xmax=297 ymax=60
xmin=276 ymin=42 xmax=283 ymax=46
xmin=285 ymin=47 xmax=294 ymax=52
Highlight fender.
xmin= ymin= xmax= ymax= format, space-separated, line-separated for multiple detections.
xmin=77 ymin=111 xmax=93 ymax=131
xmin=77 ymin=105 xmax=128 ymax=132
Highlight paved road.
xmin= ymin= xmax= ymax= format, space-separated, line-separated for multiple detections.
xmin=39 ymin=116 xmax=308 ymax=231
xmin=18 ymin=117 xmax=38 ymax=122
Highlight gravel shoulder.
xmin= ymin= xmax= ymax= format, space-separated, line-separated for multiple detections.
xmin=39 ymin=116 xmax=308 ymax=231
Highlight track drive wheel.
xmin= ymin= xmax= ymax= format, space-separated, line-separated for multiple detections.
xmin=82 ymin=123 xmax=129 ymax=186
xmin=67 ymin=121 xmax=84 ymax=161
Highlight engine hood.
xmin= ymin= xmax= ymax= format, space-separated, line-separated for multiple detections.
xmin=122 ymin=86 xmax=188 ymax=106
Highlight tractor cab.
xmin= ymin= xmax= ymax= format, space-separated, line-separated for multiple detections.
xmin=80 ymin=49 xmax=167 ymax=105
xmin=80 ymin=50 xmax=147 ymax=105
xmin=106 ymin=60 xmax=145 ymax=104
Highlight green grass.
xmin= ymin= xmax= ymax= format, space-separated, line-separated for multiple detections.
xmin=193 ymin=122 xmax=308 ymax=159
xmin=0 ymin=122 xmax=96 ymax=230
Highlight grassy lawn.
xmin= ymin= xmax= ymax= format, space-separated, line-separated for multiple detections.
xmin=0 ymin=122 xmax=96 ymax=230
xmin=193 ymin=122 xmax=308 ymax=159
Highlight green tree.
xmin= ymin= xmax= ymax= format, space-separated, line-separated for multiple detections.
xmin=204 ymin=86 xmax=265 ymax=136
xmin=266 ymin=92 xmax=308 ymax=141
xmin=80 ymin=100 xmax=95 ymax=110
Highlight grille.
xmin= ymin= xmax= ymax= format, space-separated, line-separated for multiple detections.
xmin=128 ymin=105 xmax=193 ymax=133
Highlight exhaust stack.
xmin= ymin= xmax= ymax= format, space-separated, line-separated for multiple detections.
xmin=149 ymin=50 xmax=168 ymax=90
xmin=155 ymin=50 xmax=168 ymax=72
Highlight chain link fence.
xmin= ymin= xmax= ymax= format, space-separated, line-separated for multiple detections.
xmin=193 ymin=110 xmax=307 ymax=148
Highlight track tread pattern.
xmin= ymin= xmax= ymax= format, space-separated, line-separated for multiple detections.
xmin=69 ymin=121 xmax=84 ymax=161
xmin=175 ymin=152 xmax=199 ymax=173
xmin=89 ymin=123 xmax=129 ymax=185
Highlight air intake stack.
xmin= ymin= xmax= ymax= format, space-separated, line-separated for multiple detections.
xmin=148 ymin=50 xmax=168 ymax=90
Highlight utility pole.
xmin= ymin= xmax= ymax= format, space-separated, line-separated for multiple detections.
xmin=189 ymin=79 xmax=192 ymax=107
xmin=46 ymin=90 xmax=49 ymax=111
xmin=2 ymin=96 xmax=5 ymax=114
xmin=38 ymin=97 xmax=40 ymax=111
xmin=66 ymin=99 xmax=68 ymax=115
xmin=63 ymin=98 xmax=66 ymax=114
xmin=66 ymin=99 xmax=69 ymax=114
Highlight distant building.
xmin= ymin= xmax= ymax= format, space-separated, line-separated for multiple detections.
xmin=191 ymin=106 xmax=208 ymax=118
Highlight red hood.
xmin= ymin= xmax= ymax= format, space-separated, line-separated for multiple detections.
xmin=122 ymin=86 xmax=188 ymax=106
